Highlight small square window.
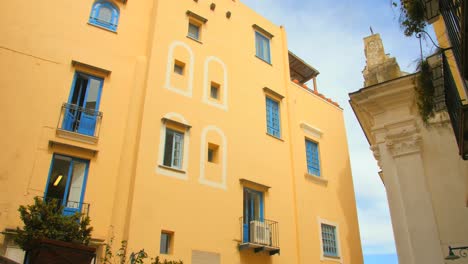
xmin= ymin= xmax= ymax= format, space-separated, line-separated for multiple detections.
xmin=210 ymin=82 xmax=220 ymax=100
xmin=188 ymin=22 xmax=200 ymax=40
xmin=174 ymin=60 xmax=185 ymax=75
xmin=208 ymin=143 xmax=219 ymax=163
xmin=160 ymin=231 xmax=173 ymax=254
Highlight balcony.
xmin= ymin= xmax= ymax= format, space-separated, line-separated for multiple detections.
xmin=42 ymin=196 xmax=90 ymax=219
xmin=56 ymin=103 xmax=103 ymax=144
xmin=442 ymin=53 xmax=468 ymax=159
xmin=238 ymin=217 xmax=280 ymax=256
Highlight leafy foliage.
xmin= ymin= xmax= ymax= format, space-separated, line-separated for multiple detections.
xmin=102 ymin=238 xmax=183 ymax=264
xmin=415 ymin=58 xmax=436 ymax=124
xmin=14 ymin=197 xmax=93 ymax=250
xmin=393 ymin=0 xmax=427 ymax=36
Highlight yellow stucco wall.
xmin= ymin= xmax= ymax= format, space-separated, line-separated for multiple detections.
xmin=0 ymin=0 xmax=363 ymax=263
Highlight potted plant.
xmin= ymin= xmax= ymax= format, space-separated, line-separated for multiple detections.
xmin=14 ymin=197 xmax=94 ymax=264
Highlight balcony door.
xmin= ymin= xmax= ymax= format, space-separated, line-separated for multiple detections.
xmin=44 ymin=154 xmax=89 ymax=216
xmin=243 ymin=188 xmax=264 ymax=243
xmin=63 ymin=72 xmax=103 ymax=136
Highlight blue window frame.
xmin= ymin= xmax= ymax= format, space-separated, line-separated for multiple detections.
xmin=188 ymin=22 xmax=200 ymax=40
xmin=242 ymin=188 xmax=264 ymax=243
xmin=266 ymin=97 xmax=281 ymax=138
xmin=321 ymin=224 xmax=339 ymax=257
xmin=306 ymin=139 xmax=321 ymax=176
xmin=44 ymin=154 xmax=90 ymax=216
xmin=89 ymin=0 xmax=119 ymax=32
xmin=255 ymin=31 xmax=271 ymax=63
xmin=62 ymin=72 xmax=103 ymax=136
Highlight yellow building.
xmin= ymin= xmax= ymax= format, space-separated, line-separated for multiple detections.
xmin=0 ymin=0 xmax=363 ymax=263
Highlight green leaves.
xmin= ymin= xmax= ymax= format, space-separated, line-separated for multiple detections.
xmin=102 ymin=239 xmax=183 ymax=264
xmin=394 ymin=0 xmax=427 ymax=36
xmin=416 ymin=58 xmax=436 ymax=124
xmin=14 ymin=197 xmax=93 ymax=250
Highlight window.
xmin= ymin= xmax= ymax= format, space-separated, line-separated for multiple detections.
xmin=160 ymin=231 xmax=173 ymax=254
xmin=255 ymin=32 xmax=271 ymax=63
xmin=89 ymin=0 xmax=119 ymax=32
xmin=321 ymin=224 xmax=339 ymax=257
xmin=242 ymin=188 xmax=264 ymax=243
xmin=210 ymin=82 xmax=220 ymax=100
xmin=62 ymin=72 xmax=103 ymax=137
xmin=266 ymin=97 xmax=281 ymax=138
xmin=207 ymin=143 xmax=219 ymax=163
xmin=44 ymin=154 xmax=89 ymax=216
xmin=188 ymin=22 xmax=201 ymax=40
xmin=163 ymin=128 xmax=184 ymax=169
xmin=305 ymin=139 xmax=321 ymax=176
xmin=174 ymin=60 xmax=185 ymax=75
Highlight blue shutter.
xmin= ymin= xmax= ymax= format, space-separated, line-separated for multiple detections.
xmin=266 ymin=97 xmax=281 ymax=137
xmin=89 ymin=1 xmax=119 ymax=31
xmin=306 ymin=140 xmax=321 ymax=176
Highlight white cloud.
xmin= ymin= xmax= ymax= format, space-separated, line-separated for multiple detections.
xmin=239 ymin=0 xmax=435 ymax=256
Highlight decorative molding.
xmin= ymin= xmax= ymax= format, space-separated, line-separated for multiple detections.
xmin=386 ymin=133 xmax=422 ymax=158
xmin=156 ymin=113 xmax=190 ymax=180
xmin=263 ymin=87 xmax=284 ymax=100
xmin=71 ymin=60 xmax=111 ymax=76
xmin=202 ymin=56 xmax=228 ymax=111
xmin=239 ymin=178 xmax=270 ymax=191
xmin=164 ymin=41 xmax=194 ymax=98
xmin=199 ymin=126 xmax=227 ymax=190
xmin=186 ymin=11 xmax=208 ymax=23
xmin=370 ymin=144 xmax=382 ymax=169
xmin=252 ymin=24 xmax=274 ymax=38
xmin=300 ymin=122 xmax=323 ymax=139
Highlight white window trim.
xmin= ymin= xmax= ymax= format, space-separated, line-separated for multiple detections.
xmin=156 ymin=113 xmax=190 ymax=180
xmin=300 ymin=122 xmax=323 ymax=139
xmin=202 ymin=56 xmax=228 ymax=111
xmin=318 ymin=218 xmax=342 ymax=263
xmin=199 ymin=125 xmax=228 ymax=190
xmin=164 ymin=41 xmax=194 ymax=98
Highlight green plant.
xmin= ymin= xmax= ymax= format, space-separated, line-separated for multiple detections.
xmin=102 ymin=239 xmax=183 ymax=264
xmin=14 ymin=197 xmax=93 ymax=250
xmin=393 ymin=0 xmax=427 ymax=36
xmin=415 ymin=58 xmax=436 ymax=124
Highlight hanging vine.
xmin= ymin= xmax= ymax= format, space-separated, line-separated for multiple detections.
xmin=393 ymin=0 xmax=427 ymax=36
xmin=415 ymin=57 xmax=436 ymax=124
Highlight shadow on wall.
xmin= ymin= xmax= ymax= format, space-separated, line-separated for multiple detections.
xmin=239 ymin=247 xmax=273 ymax=264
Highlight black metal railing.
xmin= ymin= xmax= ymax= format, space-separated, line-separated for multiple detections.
xmin=57 ymin=103 xmax=103 ymax=138
xmin=443 ymin=53 xmax=464 ymax=144
xmin=239 ymin=217 xmax=279 ymax=250
xmin=440 ymin=0 xmax=463 ymax=70
xmin=41 ymin=196 xmax=90 ymax=219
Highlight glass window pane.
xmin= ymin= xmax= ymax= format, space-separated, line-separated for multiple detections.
xmin=66 ymin=161 xmax=87 ymax=209
xmin=97 ymin=6 xmax=112 ymax=23
xmin=45 ymin=155 xmax=72 ymax=202
xmin=84 ymin=78 xmax=102 ymax=110
xmin=188 ymin=23 xmax=199 ymax=40
xmin=163 ymin=130 xmax=174 ymax=167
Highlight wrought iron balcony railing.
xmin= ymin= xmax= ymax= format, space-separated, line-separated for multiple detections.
xmin=57 ymin=103 xmax=103 ymax=139
xmin=440 ymin=0 xmax=463 ymax=69
xmin=239 ymin=217 xmax=280 ymax=255
xmin=442 ymin=53 xmax=468 ymax=159
xmin=41 ymin=196 xmax=90 ymax=219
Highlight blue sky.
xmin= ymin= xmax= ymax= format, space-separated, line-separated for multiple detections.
xmin=241 ymin=0 xmax=436 ymax=263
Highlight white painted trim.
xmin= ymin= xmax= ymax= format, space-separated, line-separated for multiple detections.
xmin=300 ymin=122 xmax=323 ymax=139
xmin=199 ymin=126 xmax=227 ymax=190
xmin=156 ymin=112 xmax=191 ymax=180
xmin=317 ymin=218 xmax=342 ymax=263
xmin=202 ymin=56 xmax=228 ymax=111
xmin=164 ymin=41 xmax=194 ymax=98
